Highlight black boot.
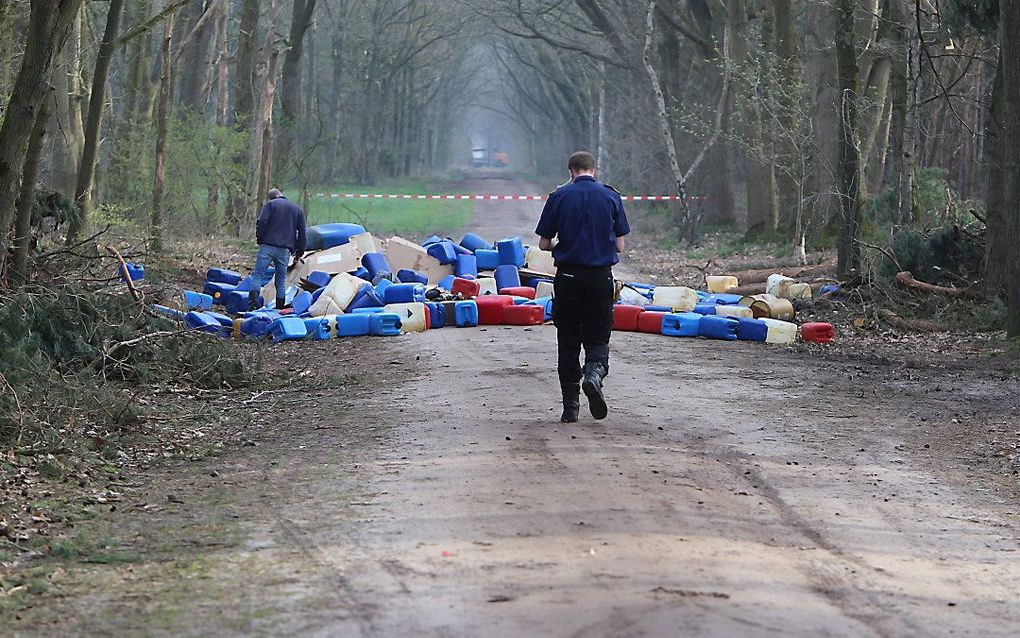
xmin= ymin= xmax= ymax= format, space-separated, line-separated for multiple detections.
xmin=560 ymin=383 xmax=580 ymax=423
xmin=247 ymin=290 xmax=260 ymax=312
xmin=276 ymin=297 xmax=288 ymax=311
xmin=582 ymin=362 xmax=608 ymax=420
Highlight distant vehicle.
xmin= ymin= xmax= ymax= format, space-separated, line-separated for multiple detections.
xmin=471 ymin=147 xmax=509 ymax=168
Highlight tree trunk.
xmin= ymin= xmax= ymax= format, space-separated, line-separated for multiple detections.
xmin=0 ymin=0 xmax=85 ymax=249
xmin=886 ymin=0 xmax=912 ymax=223
xmin=151 ymin=7 xmax=176 ymax=253
xmin=834 ymin=0 xmax=861 ymax=278
xmin=772 ymin=0 xmax=800 ymax=233
xmin=276 ymin=0 xmax=317 ymax=181
xmin=11 ymin=99 xmax=51 ymax=286
xmin=205 ymin=1 xmax=230 ymax=225
xmin=983 ymin=60 xmax=1007 ymax=295
xmin=177 ymin=0 xmax=215 ymax=110
xmin=226 ymin=0 xmax=260 ymax=235
xmin=67 ymin=0 xmax=125 ymax=241
xmin=1001 ymin=0 xmax=1020 ymax=338
xmin=45 ymin=12 xmax=84 ymax=199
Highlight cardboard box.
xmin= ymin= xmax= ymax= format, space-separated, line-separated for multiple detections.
xmin=384 ymin=236 xmax=453 ymax=284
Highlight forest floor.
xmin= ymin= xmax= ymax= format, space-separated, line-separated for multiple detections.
xmin=3 ymin=176 xmax=1020 ymax=636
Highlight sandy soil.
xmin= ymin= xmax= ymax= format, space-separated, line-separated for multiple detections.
xmin=6 ymin=177 xmax=1020 ymax=637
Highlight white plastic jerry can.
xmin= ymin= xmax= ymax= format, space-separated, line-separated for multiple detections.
xmin=383 ymin=302 xmax=428 ymax=333
xmin=535 ymin=281 xmax=555 ymax=299
xmin=714 ymin=304 xmax=753 ymax=319
xmin=476 ymin=277 xmax=499 ymax=296
xmin=309 ymin=272 xmax=363 ymax=316
xmin=706 ymin=275 xmax=738 ymax=293
xmin=760 ymin=318 xmax=798 ymax=344
xmin=652 ymin=286 xmax=699 ymax=312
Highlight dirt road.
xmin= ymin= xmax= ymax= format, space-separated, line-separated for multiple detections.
xmin=9 ymin=178 xmax=1020 ymax=637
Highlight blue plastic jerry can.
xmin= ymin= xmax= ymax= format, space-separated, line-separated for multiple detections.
xmin=695 ymin=290 xmax=710 ymax=302
xmin=336 ymin=313 xmax=372 ymax=337
xmin=121 ymin=262 xmax=144 ymax=282
xmin=291 ymin=291 xmax=314 ymax=315
xmin=151 ymin=304 xmax=185 ymax=320
xmin=496 ymin=237 xmax=526 ymax=267
xmin=225 ymin=289 xmax=258 ymax=314
xmin=348 ymin=285 xmax=385 ymax=312
xmin=303 ymin=317 xmax=331 ymax=340
xmin=202 ymin=281 xmax=234 ymax=303
xmin=239 ymin=314 xmax=274 ymax=339
xmin=425 ymin=302 xmax=446 ymax=328
xmin=455 ymin=301 xmax=479 ymax=327
xmin=494 ymin=264 xmax=521 ymax=291
xmin=475 ymin=248 xmax=500 ymax=271
xmin=374 ymin=277 xmax=394 ymax=297
xmin=427 ymin=241 xmax=459 ymax=265
xmin=268 ymin=317 xmax=308 ymax=342
xmin=438 ymin=275 xmax=456 ymax=291
xmin=703 ymin=293 xmax=744 ymax=306
xmin=206 ymin=312 xmax=234 ymax=327
xmin=306 ymin=271 xmax=332 ymax=289
xmin=383 ymin=283 xmax=425 ymax=305
xmin=184 ymin=290 xmax=214 ymax=311
xmin=693 ymin=303 xmax=718 ymax=316
xmin=347 ymin=266 xmax=370 ymax=281
xmin=422 ymin=235 xmax=444 ymax=247
xmin=698 ymin=315 xmax=739 ymax=340
xmin=644 ymin=305 xmax=672 ymax=313
xmin=460 ymin=232 xmax=490 ymax=253
xmin=663 ymin=313 xmax=702 ymax=337
xmin=369 ymin=312 xmax=403 ymax=336
xmin=455 ymin=254 xmax=478 ymax=278
xmin=206 ymin=268 xmax=243 ymax=285
xmin=736 ymin=317 xmax=769 ymax=342
xmin=185 ymin=311 xmax=229 ymax=337
xmin=397 ymin=269 xmax=429 ymax=285
xmin=362 ymin=252 xmax=392 ymax=281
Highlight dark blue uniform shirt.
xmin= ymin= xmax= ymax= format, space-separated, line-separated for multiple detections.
xmin=256 ymin=196 xmax=307 ymax=255
xmin=535 ymin=176 xmax=630 ymax=267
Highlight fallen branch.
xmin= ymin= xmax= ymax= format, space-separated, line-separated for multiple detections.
xmin=105 ymin=245 xmax=142 ymax=304
xmin=894 ymin=271 xmax=976 ymax=298
xmin=724 ymin=280 xmax=834 ymax=297
xmin=877 ymin=308 xmax=939 ymax=332
xmin=721 ymin=261 xmax=837 ymax=285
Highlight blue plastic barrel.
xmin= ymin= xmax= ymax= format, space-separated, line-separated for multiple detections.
xmin=455 ymin=301 xmax=479 ymax=327
xmin=425 ymin=302 xmax=446 ymax=328
xmin=348 ymin=284 xmax=384 ymax=312
xmin=291 ymin=291 xmax=314 ymax=315
xmin=305 ymin=223 xmax=366 ymax=251
xmin=698 ymin=315 xmax=739 ymax=340
xmin=663 ymin=313 xmax=701 ymax=337
xmin=336 ymin=313 xmax=372 ymax=337
xmin=303 ymin=317 xmax=331 ymax=340
xmin=383 ymin=283 xmax=425 ymax=305
xmin=427 ymin=241 xmax=458 ymax=265
xmin=456 ymin=254 xmax=478 ymax=278
xmin=494 ymin=264 xmax=521 ymax=291
xmin=362 ymin=252 xmax=392 ymax=280
xmin=306 ymin=271 xmax=332 ymax=289
xmin=693 ymin=303 xmax=718 ymax=316
xmin=206 ymin=268 xmax=243 ymax=285
xmin=736 ymin=317 xmax=769 ymax=342
xmin=397 ymin=269 xmax=429 ymax=285
xmin=370 ymin=312 xmax=403 ymax=336
xmin=496 ymin=237 xmax=526 ymax=267
xmin=460 ymin=233 xmax=490 ymax=253
xmin=269 ymin=317 xmax=308 ymax=342
xmin=184 ymin=290 xmax=214 ymax=311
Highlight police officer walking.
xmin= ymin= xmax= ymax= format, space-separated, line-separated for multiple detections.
xmin=248 ymin=188 xmax=307 ymax=311
xmin=535 ymin=152 xmax=630 ymax=422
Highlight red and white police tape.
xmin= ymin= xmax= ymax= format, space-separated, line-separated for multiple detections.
xmin=311 ymin=192 xmax=706 ymax=202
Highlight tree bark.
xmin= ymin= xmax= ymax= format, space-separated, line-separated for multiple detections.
xmin=277 ymin=0 xmax=317 ymax=178
xmin=834 ymin=0 xmax=861 ymax=278
xmin=0 ymin=0 xmax=85 ymax=250
xmin=983 ymin=59 xmax=1007 ymax=296
xmin=226 ymin=0 xmax=260 ymax=235
xmin=772 ymin=0 xmax=800 ymax=234
xmin=67 ymin=0 xmax=125 ymax=241
xmin=11 ymin=99 xmax=51 ymax=287
xmin=177 ymin=0 xmax=215 ymax=110
xmin=886 ymin=0 xmax=912 ymax=224
xmin=1002 ymin=0 xmax=1020 ymax=338
xmin=151 ymin=6 xmax=176 ymax=253
xmin=45 ymin=12 xmax=84 ymax=199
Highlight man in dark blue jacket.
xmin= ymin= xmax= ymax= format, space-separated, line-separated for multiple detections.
xmin=535 ymin=151 xmax=630 ymax=422
xmin=248 ymin=188 xmax=306 ymax=310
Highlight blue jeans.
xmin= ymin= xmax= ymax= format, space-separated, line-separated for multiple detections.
xmin=250 ymin=245 xmax=291 ymax=301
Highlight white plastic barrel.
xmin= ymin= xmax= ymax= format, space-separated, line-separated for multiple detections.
xmin=760 ymin=318 xmax=798 ymax=344
xmin=309 ymin=272 xmax=362 ymax=317
xmin=706 ymin=275 xmax=738 ymax=293
xmin=477 ymin=277 xmax=498 ymax=296
xmin=384 ymin=302 xmax=428 ymax=333
xmin=535 ymin=281 xmax=555 ymax=299
xmin=652 ymin=286 xmax=699 ymax=312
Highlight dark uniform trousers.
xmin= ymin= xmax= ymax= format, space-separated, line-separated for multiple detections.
xmin=553 ymin=263 xmax=615 ymax=385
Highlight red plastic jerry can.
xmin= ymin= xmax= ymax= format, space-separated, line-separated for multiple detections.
xmin=637 ymin=311 xmax=668 ymax=334
xmin=501 ymin=304 xmax=545 ymax=326
xmin=613 ymin=304 xmax=645 ymax=332
xmin=801 ymin=322 xmax=834 ymax=343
